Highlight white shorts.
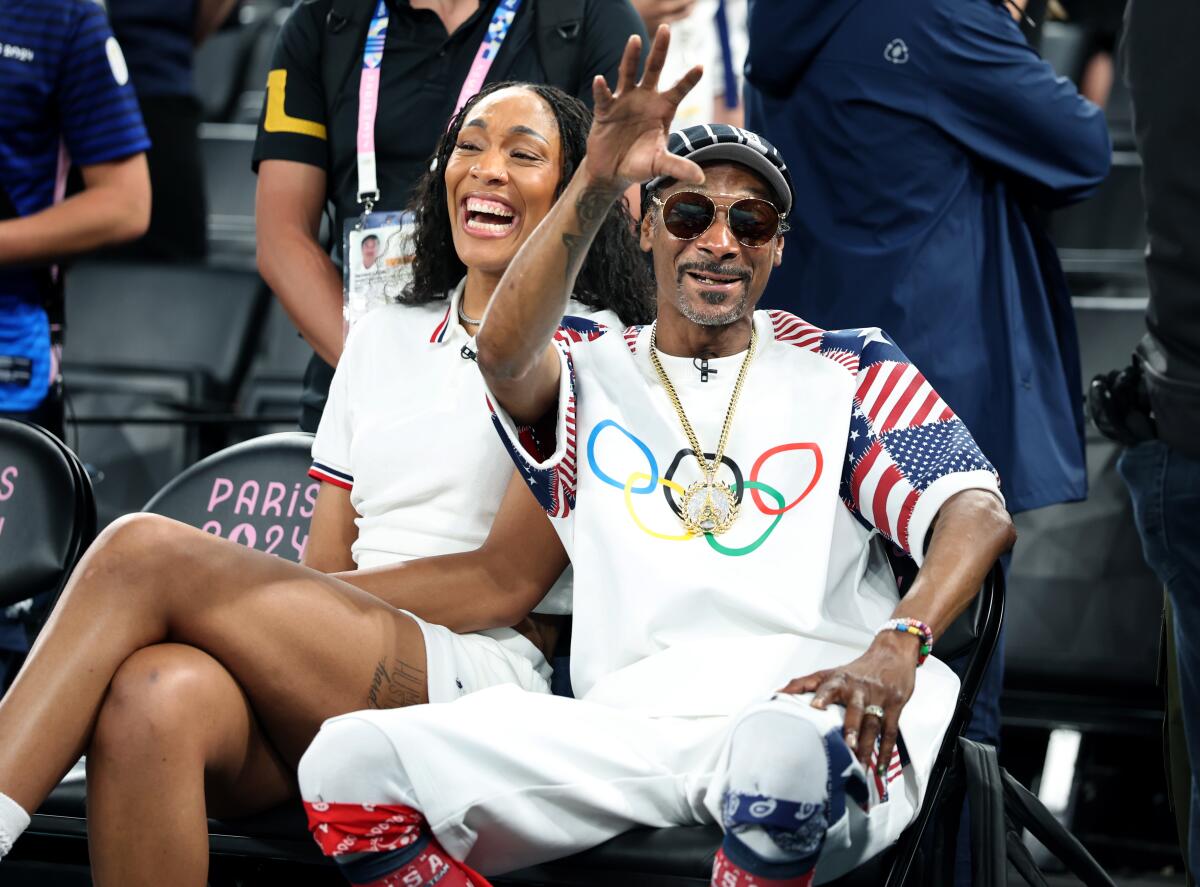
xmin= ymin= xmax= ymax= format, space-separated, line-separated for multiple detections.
xmin=403 ymin=610 xmax=552 ymax=703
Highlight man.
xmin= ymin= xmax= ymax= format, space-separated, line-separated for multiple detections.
xmin=359 ymin=233 xmax=380 ymax=270
xmin=0 ymin=0 xmax=151 ymax=439
xmin=253 ymin=0 xmax=645 ymax=431
xmin=741 ymin=0 xmax=1110 ymax=779
xmin=104 ymin=0 xmax=240 ymax=260
xmin=0 ymin=0 xmax=150 ymax=688
xmin=297 ymin=31 xmax=1014 ymax=887
xmin=742 ymin=0 xmax=1110 ymax=525
xmin=1097 ymin=0 xmax=1200 ymax=874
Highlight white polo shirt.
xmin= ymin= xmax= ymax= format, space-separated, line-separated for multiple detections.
xmin=485 ymin=309 xmax=1003 ymax=796
xmin=310 ymin=280 xmax=617 ymax=615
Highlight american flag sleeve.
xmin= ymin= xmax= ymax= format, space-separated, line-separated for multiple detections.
xmin=839 ymin=331 xmax=1002 ymax=564
xmin=483 ymin=318 xmax=608 ymax=521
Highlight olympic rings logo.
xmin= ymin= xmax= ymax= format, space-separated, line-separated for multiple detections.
xmin=586 ymin=419 xmax=823 ymax=557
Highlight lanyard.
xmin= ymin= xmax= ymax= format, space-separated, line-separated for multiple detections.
xmin=355 ymin=0 xmax=523 ymax=214
xmin=355 ymin=0 xmax=389 ymax=212
xmin=714 ymin=0 xmax=738 ymax=111
xmin=452 ymin=0 xmax=522 ymax=117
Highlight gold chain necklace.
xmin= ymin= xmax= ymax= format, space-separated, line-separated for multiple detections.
xmin=649 ymin=322 xmax=757 ymax=536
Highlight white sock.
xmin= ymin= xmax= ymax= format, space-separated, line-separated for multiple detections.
xmin=0 ymin=791 xmax=31 ymax=860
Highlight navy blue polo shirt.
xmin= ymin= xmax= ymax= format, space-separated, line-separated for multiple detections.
xmin=0 ymin=0 xmax=150 ymax=412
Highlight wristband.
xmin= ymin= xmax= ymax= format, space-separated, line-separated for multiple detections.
xmin=877 ymin=618 xmax=933 ymax=666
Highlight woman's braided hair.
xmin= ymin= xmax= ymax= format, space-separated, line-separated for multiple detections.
xmin=403 ymin=81 xmax=654 ymax=326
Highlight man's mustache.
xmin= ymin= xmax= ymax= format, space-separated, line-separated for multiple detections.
xmin=676 ymin=262 xmax=751 ymax=283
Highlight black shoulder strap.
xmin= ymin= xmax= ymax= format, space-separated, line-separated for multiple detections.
xmin=319 ymin=0 xmax=373 ymax=114
xmin=534 ymin=0 xmax=587 ymax=93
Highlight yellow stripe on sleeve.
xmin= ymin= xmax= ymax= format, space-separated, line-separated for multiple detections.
xmin=264 ymin=69 xmax=328 ymax=139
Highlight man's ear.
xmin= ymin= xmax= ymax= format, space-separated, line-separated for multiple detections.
xmin=639 ymin=211 xmax=655 ymax=253
xmin=773 ymin=235 xmax=785 ymax=268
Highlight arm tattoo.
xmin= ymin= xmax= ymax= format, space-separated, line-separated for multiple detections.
xmin=561 ymin=231 xmax=586 ymax=282
xmin=366 ymin=656 xmax=427 ymax=709
xmin=561 ymin=185 xmax=620 ymax=283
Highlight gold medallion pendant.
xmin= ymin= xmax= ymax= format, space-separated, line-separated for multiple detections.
xmin=681 ymin=480 xmax=739 ymax=535
xmin=649 ymin=322 xmax=758 ymax=537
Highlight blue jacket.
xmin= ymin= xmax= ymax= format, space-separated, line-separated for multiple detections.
xmin=745 ymin=0 xmax=1111 ymax=513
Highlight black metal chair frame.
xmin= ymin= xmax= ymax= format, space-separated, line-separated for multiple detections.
xmin=877 ymin=563 xmax=1005 ymax=887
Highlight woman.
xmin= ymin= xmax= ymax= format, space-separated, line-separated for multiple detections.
xmin=0 ymin=82 xmax=651 ymax=885
xmin=303 ymin=80 xmax=649 ymax=701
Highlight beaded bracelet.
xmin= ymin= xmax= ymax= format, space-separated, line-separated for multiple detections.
xmin=877 ymin=617 xmax=934 ymax=666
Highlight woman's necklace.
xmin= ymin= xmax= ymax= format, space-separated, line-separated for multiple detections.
xmin=458 ymin=301 xmax=482 ymax=327
xmin=648 ymin=323 xmax=757 ymax=536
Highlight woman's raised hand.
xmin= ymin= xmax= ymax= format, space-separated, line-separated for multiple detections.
xmin=585 ymin=26 xmax=704 ymax=190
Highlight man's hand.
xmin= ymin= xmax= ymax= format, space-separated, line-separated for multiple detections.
xmin=584 ymin=26 xmax=705 ymax=190
xmin=779 ymin=491 xmax=1012 ymax=778
xmin=477 ymin=25 xmax=703 ymax=424
xmin=779 ymin=630 xmax=922 ymax=776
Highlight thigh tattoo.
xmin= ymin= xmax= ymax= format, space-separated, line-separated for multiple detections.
xmin=366 ymin=657 xmax=427 ymax=709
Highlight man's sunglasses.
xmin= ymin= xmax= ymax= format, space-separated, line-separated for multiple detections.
xmin=650 ymin=192 xmax=789 ymax=248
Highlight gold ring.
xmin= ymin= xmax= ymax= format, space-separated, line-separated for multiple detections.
xmin=864 ymin=704 xmax=885 ymax=719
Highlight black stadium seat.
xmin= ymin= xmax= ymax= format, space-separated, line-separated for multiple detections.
xmin=0 ymin=419 xmax=94 ymax=611
xmin=0 ymin=419 xmax=95 ymax=692
xmin=65 ymin=262 xmax=269 ymax=398
xmin=200 ymin=122 xmax=259 ymax=258
xmin=62 ymin=261 xmax=271 ymax=527
xmin=193 ymin=18 xmax=267 ymax=123
xmin=143 ymin=431 xmax=316 ymax=562
xmin=233 ymin=5 xmax=289 ymax=124
xmin=1050 ymin=151 xmax=1146 ymax=262
xmin=234 ymin=299 xmax=311 ymax=439
xmin=62 ymin=365 xmax=203 ymax=529
xmin=237 ymin=378 xmax=305 ymax=439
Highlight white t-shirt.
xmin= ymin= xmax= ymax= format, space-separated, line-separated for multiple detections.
xmin=485 ymin=309 xmax=1002 ymax=794
xmin=310 ymin=280 xmax=617 ymax=615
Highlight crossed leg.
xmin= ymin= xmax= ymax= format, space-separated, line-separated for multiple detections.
xmin=0 ymin=512 xmax=430 ymax=885
xmin=86 ymin=644 xmax=295 ymax=884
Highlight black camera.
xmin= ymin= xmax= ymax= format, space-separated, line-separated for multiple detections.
xmin=1088 ymin=359 xmax=1158 ymax=447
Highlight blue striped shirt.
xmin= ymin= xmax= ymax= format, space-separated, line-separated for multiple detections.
xmin=1 ymin=0 xmax=150 ymax=411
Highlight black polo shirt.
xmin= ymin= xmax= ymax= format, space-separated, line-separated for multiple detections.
xmin=253 ymin=0 xmax=644 ymax=234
